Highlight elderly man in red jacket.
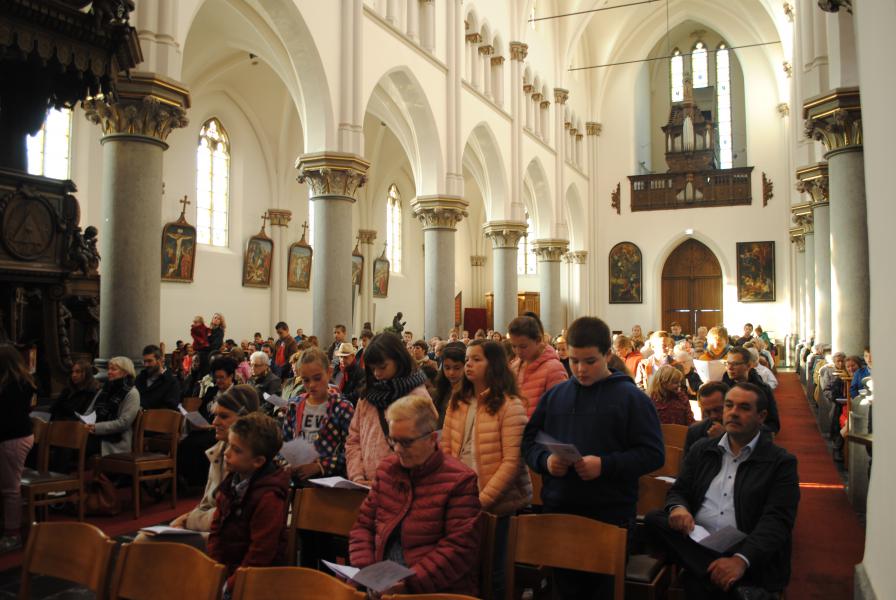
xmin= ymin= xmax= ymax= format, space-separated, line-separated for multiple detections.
xmin=349 ymin=395 xmax=481 ymax=596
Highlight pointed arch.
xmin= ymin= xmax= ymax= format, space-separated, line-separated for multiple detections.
xmin=523 ymin=157 xmax=552 ymax=239
xmin=564 ymin=183 xmax=585 ymax=250
xmin=462 ymin=122 xmax=508 ymax=222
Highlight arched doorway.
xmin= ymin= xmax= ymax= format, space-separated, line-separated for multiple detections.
xmin=661 ymin=239 xmax=723 ymax=334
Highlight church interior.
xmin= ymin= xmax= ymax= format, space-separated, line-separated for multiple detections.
xmin=0 ymin=0 xmax=893 ymax=598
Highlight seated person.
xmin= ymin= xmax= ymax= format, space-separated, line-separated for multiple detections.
xmin=635 ymin=330 xmax=674 ymax=391
xmin=743 ymin=346 xmax=778 ymax=390
xmin=674 ymin=351 xmax=703 ymax=398
xmin=819 ymin=352 xmax=846 ymax=406
xmin=180 ymin=356 xmax=235 ymax=488
xmin=208 ymin=412 xmax=290 ymax=592
xmin=135 ymin=344 xmax=181 ymax=410
xmin=646 ymin=383 xmax=799 ymax=599
xmin=721 ymin=347 xmax=780 ymax=434
xmin=700 ymin=326 xmax=731 ymax=361
xmin=50 ymin=359 xmax=99 ymax=421
xmin=847 ymin=355 xmax=871 ymax=400
xmin=85 ymin=357 xmax=141 ymax=457
xmin=349 ymin=395 xmax=481 ymax=596
xmin=251 ymin=351 xmax=283 ymax=415
xmin=684 ymin=382 xmax=729 ymax=456
xmin=647 ymin=365 xmax=695 ymax=426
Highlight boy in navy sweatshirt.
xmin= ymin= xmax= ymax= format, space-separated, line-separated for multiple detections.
xmin=522 ymin=316 xmax=665 ymax=599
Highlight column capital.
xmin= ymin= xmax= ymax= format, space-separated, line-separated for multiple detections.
xmin=483 ymin=220 xmax=528 ymax=249
xmin=803 ymin=87 xmax=862 ymax=155
xmin=82 ymin=72 xmax=190 ymax=141
xmin=795 ymin=162 xmax=830 ymax=207
xmin=465 ymin=32 xmax=482 ymax=44
xmin=532 ymin=239 xmax=569 ymax=262
xmin=817 ymin=0 xmax=852 ymax=13
xmin=411 ymin=195 xmax=469 ymax=230
xmin=491 ymin=56 xmax=505 ymax=66
xmin=295 ymin=152 xmax=370 ymax=198
xmin=267 ymin=209 xmax=292 ymax=227
xmin=509 ymin=41 xmax=528 ymax=61
xmin=586 ymin=122 xmax=602 ymax=136
xmin=564 ymin=250 xmax=588 ymax=264
xmin=523 ymin=83 xmax=534 ymax=94
xmin=531 ymin=92 xmax=543 ymax=102
xmin=540 ymin=100 xmax=551 ymax=109
xmin=569 ymin=128 xmax=578 ymax=136
xmin=777 ymin=103 xmax=790 ymax=117
xmin=478 ymin=44 xmax=494 ymax=56
xmin=792 ymin=203 xmax=814 ymax=234
xmin=554 ymin=88 xmax=569 ymax=105
xmin=790 ymin=226 xmax=806 ymax=251
xmin=470 ymin=255 xmax=487 ymax=267
xmin=358 ymin=229 xmax=377 ymax=244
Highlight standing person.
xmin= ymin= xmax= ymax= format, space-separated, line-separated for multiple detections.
xmin=635 ymin=331 xmax=674 ymax=391
xmin=326 ymin=324 xmax=347 ymax=362
xmin=631 ymin=324 xmax=646 ymax=351
xmin=431 ymin=342 xmax=466 ymax=426
xmin=135 ymin=344 xmax=181 ymax=410
xmin=190 ymin=316 xmax=211 ymax=354
xmin=85 ymin=357 xmax=141 ymax=457
xmin=273 ymin=321 xmax=298 ymax=378
xmin=50 ymin=360 xmax=100 ymax=421
xmin=442 ymin=340 xmax=531 ymax=597
xmin=613 ymin=335 xmax=643 ymax=377
xmin=670 ymin=322 xmax=686 ymax=342
xmin=647 ymin=365 xmax=695 ymax=426
xmin=331 ymin=342 xmax=365 ymax=406
xmin=554 ymin=336 xmax=572 ymax=377
xmin=208 ymin=313 xmax=226 ymax=353
xmin=508 ymin=316 xmax=568 ymax=417
xmin=0 ymin=345 xmax=36 ymax=552
xmin=345 ymin=333 xmax=430 ymax=485
xmin=411 ymin=340 xmax=438 ymax=371
xmin=522 ymin=317 xmax=664 ymax=599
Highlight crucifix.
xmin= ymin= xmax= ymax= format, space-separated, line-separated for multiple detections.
xmin=261 ymin=212 xmax=269 ymax=232
xmin=301 ymin=220 xmax=309 ymax=241
xmin=178 ymin=195 xmax=190 ymax=219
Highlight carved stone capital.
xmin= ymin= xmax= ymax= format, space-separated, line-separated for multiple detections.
xmin=267 ymin=208 xmax=292 ymax=227
xmin=531 ymin=93 xmax=543 ymax=103
xmin=470 ymin=255 xmax=487 ymax=267
xmin=564 ymin=121 xmax=571 ymax=130
xmin=790 ymin=226 xmax=806 ymax=251
xmin=509 ymin=41 xmax=528 ymax=61
xmin=358 ymin=229 xmax=377 ymax=244
xmin=792 ymin=203 xmax=814 ymax=234
xmin=576 ymin=133 xmax=584 ymax=141
xmin=569 ymin=128 xmax=578 ymax=136
xmin=783 ymin=2 xmax=795 ymax=21
xmin=795 ymin=162 xmax=829 ymax=206
xmin=411 ymin=195 xmax=469 ymax=230
xmin=295 ymin=152 xmax=370 ymax=198
xmin=565 ymin=250 xmax=588 ymax=265
xmin=782 ymin=61 xmax=792 ymax=78
xmin=540 ymin=101 xmax=551 ymax=109
xmin=777 ymin=103 xmax=790 ymax=117
xmin=554 ymin=87 xmax=569 ymax=105
xmin=532 ymin=239 xmax=569 ymax=262
xmin=483 ymin=220 xmax=528 ymax=249
xmin=465 ymin=33 xmax=482 ymax=44
xmin=818 ymin=0 xmax=852 ymax=13
xmin=803 ymin=87 xmax=862 ymax=155
xmin=491 ymin=56 xmax=505 ymax=66
xmin=523 ymin=84 xmax=534 ymax=94
xmin=82 ymin=72 xmax=190 ymax=141
xmin=586 ymin=122 xmax=602 ymax=136
xmin=478 ymin=44 xmax=493 ymax=56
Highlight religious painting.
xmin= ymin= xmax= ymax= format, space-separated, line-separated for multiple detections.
xmin=161 ymin=200 xmax=196 ymax=283
xmin=351 ymin=238 xmax=364 ymax=288
xmin=373 ymin=250 xmax=390 ymax=298
xmin=242 ymin=227 xmax=273 ymax=288
xmin=287 ymin=222 xmax=312 ymax=291
xmin=736 ymin=241 xmax=775 ymax=302
xmin=609 ymin=241 xmax=642 ymax=304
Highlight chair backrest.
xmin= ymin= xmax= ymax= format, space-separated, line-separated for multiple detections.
xmin=19 ymin=521 xmax=115 ymax=600
xmin=528 ymin=468 xmax=543 ymax=507
xmin=660 ymin=424 xmax=688 ymax=449
xmin=383 ymin=595 xmax=480 ymax=600
xmin=478 ymin=512 xmax=497 ymax=600
xmin=231 ymin=566 xmax=365 ymax=600
xmin=506 ymin=514 xmax=627 ymax=600
xmin=109 ymin=541 xmax=226 ymax=600
xmin=30 ymin=417 xmax=50 ymax=471
xmin=182 ymin=396 xmax=202 ymax=413
xmin=140 ymin=409 xmax=183 ymax=456
xmin=636 ymin=475 xmax=673 ymax=516
xmin=651 ymin=445 xmax=684 ymax=478
xmin=287 ymin=486 xmax=368 ymax=564
xmin=46 ymin=421 xmax=90 ymax=476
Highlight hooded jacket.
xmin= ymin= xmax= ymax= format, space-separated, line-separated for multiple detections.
xmin=510 ymin=344 xmax=569 ymax=417
xmin=522 ymin=370 xmax=665 ymax=524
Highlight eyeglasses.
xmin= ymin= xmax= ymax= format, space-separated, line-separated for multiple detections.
xmin=725 ymin=360 xmax=746 ymax=367
xmin=386 ymin=430 xmax=433 ymax=449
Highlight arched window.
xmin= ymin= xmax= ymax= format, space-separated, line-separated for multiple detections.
xmin=386 ymin=184 xmax=402 ymax=273
xmin=691 ymin=41 xmax=708 ymax=88
xmin=196 ymin=118 xmax=230 ymax=247
xmin=716 ymin=43 xmax=733 ymax=169
xmin=670 ymin=49 xmax=684 ymax=102
xmin=517 ymin=211 xmax=537 ymax=276
xmin=27 ymin=108 xmax=73 ymax=179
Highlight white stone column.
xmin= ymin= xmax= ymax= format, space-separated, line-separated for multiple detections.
xmin=566 ymin=250 xmax=588 ymax=321
xmin=419 ymin=0 xmax=434 ymax=52
xmin=268 ymin=209 xmax=292 ymax=324
xmin=491 ymin=56 xmax=505 ymax=108
xmin=793 ymin=203 xmax=815 ymax=340
xmin=467 ymin=33 xmax=482 ymax=92
xmin=790 ymin=228 xmax=807 ymax=340
xmin=412 ymin=196 xmax=469 ymax=340
xmin=386 ymin=0 xmax=398 ymax=26
xmin=358 ymin=229 xmax=377 ymax=330
xmin=540 ymin=100 xmax=551 ymax=141
xmin=480 ymin=45 xmax=493 ymax=100
xmin=523 ymin=84 xmax=534 ymax=131
xmin=405 ymin=0 xmax=419 ymax=42
xmin=471 ymin=255 xmax=486 ymax=308
xmin=533 ymin=239 xmax=568 ymax=338
xmin=464 ymin=38 xmax=473 ymax=81
xmin=484 ymin=221 xmax=527 ymax=333
xmin=296 ymin=152 xmax=369 ymax=347
xmin=575 ymin=133 xmax=584 ymax=168
xmin=798 ymin=162 xmax=832 ymax=346
xmin=531 ymin=93 xmax=542 ymax=137
xmin=805 ymin=88 xmax=868 ymax=355
xmin=585 ymin=122 xmax=601 ymax=315
xmin=82 ymin=72 xmax=189 ymax=367
xmin=553 ymin=89 xmax=569 ymax=236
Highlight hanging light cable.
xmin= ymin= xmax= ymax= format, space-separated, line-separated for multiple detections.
xmin=568 ymin=40 xmax=782 ymax=72
xmin=529 ymin=0 xmax=661 ymax=23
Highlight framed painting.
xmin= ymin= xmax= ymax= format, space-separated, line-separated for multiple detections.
xmin=161 ymin=198 xmax=196 ymax=283
xmin=352 ymin=239 xmax=364 ymax=288
xmin=287 ymin=222 xmax=312 ymax=291
xmin=736 ymin=241 xmax=775 ymax=302
xmin=242 ymin=226 xmax=273 ymax=288
xmin=372 ymin=249 xmax=390 ymax=298
xmin=609 ymin=241 xmax=642 ymax=303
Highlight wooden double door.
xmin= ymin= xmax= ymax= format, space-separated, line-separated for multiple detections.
xmin=661 ymin=239 xmax=722 ymax=335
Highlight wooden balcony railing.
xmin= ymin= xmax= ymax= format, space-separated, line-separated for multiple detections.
xmin=628 ymin=167 xmax=754 ymax=212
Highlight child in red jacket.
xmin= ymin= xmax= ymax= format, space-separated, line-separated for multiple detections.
xmin=207 ymin=412 xmax=290 ymax=593
xmin=190 ymin=315 xmax=211 ymax=351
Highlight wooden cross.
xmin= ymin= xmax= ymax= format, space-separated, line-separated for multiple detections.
xmin=301 ymin=220 xmax=309 ymax=240
xmin=178 ymin=195 xmax=190 ymax=218
xmin=261 ymin=212 xmax=269 ymax=231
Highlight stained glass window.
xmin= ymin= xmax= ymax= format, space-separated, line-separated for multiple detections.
xmin=27 ymin=108 xmax=73 ymax=179
xmin=386 ymin=184 xmax=402 ymax=273
xmin=670 ymin=49 xmax=684 ymax=102
xmin=196 ymin=118 xmax=230 ymax=247
xmin=716 ymin=43 xmax=733 ymax=168
xmin=692 ymin=41 xmax=708 ymax=88
xmin=517 ymin=211 xmax=537 ymax=276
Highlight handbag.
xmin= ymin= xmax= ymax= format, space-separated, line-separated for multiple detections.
xmin=84 ymin=472 xmax=122 ymax=516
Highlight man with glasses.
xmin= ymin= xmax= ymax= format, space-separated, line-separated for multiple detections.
xmin=722 ymin=347 xmax=780 ymax=433
xmin=349 ymin=395 xmax=481 ymax=596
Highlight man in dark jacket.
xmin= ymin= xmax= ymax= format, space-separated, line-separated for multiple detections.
xmin=684 ymin=381 xmax=729 ymax=456
xmin=330 ymin=342 xmax=365 ymax=406
xmin=522 ymin=316 xmax=664 ymax=599
xmin=721 ymin=347 xmax=780 ymax=433
xmin=646 ymin=382 xmax=799 ymax=598
xmin=135 ymin=345 xmax=181 ymax=410
xmin=273 ymin=321 xmax=298 ymax=378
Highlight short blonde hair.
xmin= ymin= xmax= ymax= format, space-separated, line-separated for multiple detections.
xmin=108 ymin=356 xmax=136 ymax=379
xmin=385 ymin=395 xmax=438 ymax=435
xmin=648 ymin=364 xmax=683 ymax=398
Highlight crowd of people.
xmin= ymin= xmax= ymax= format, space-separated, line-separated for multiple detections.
xmin=0 ymin=313 xmax=801 ymax=599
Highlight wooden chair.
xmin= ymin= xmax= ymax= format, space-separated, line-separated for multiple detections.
xmin=19 ymin=521 xmax=115 ymax=600
xmin=505 ymin=513 xmax=627 ymax=600
xmin=182 ymin=396 xmax=202 ymax=413
xmin=651 ymin=445 xmax=684 ymax=478
xmin=21 ymin=420 xmax=90 ymax=523
xmin=109 ymin=541 xmax=225 ymax=600
xmin=477 ymin=511 xmax=497 ymax=600
xmin=382 ymin=595 xmax=481 ymax=600
xmin=231 ymin=566 xmax=365 ymax=600
xmin=636 ymin=475 xmax=673 ymax=517
xmin=660 ymin=424 xmax=688 ymax=449
xmin=94 ymin=409 xmax=183 ymax=518
xmin=286 ymin=486 xmax=368 ymax=565
xmin=528 ymin=468 xmax=543 ymax=507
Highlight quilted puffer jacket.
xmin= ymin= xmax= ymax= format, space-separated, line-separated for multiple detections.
xmin=511 ymin=344 xmax=569 ymax=417
xmin=349 ymin=450 xmax=481 ymax=595
xmin=442 ymin=394 xmax=532 ymax=516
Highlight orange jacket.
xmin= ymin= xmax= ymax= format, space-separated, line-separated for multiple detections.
xmin=511 ymin=344 xmax=569 ymax=417
xmin=442 ymin=394 xmax=532 ymax=516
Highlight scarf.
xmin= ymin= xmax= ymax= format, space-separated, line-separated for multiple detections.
xmin=365 ymin=369 xmax=427 ymax=411
xmin=93 ymin=377 xmax=133 ymax=441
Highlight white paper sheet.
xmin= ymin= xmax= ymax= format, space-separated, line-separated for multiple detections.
xmin=535 ymin=431 xmax=583 ymax=462
xmin=139 ymin=525 xmax=199 ymax=536
xmin=178 ymin=404 xmax=211 ymax=428
xmin=693 ymin=359 xmax=727 ymax=382
xmin=29 ymin=411 xmax=51 ymax=422
xmin=279 ymin=438 xmax=319 ymax=466
xmin=76 ymin=411 xmax=96 ymax=425
xmin=322 ymin=560 xmax=360 ymax=581
xmin=655 ymin=476 xmax=676 ymax=484
xmin=309 ymin=476 xmax=370 ymax=491
xmin=689 ymin=524 xmax=711 ymax=543
xmin=262 ymin=392 xmax=288 ymax=408
xmin=322 ymin=560 xmax=415 ymax=594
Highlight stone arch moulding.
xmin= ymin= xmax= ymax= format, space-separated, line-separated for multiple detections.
xmin=462 ymin=122 xmax=509 ymax=222
xmin=564 ymin=183 xmax=585 ymax=250
xmin=364 ymin=67 xmax=445 ymax=197
xmin=523 ymin=156 xmax=553 ymax=238
xmin=179 ymin=0 xmax=335 ymax=152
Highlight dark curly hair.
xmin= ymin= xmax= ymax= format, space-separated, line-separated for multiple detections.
xmin=451 ymin=340 xmax=519 ymax=415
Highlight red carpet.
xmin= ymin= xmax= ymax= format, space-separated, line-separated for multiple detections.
xmin=774 ymin=372 xmax=865 ymax=599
